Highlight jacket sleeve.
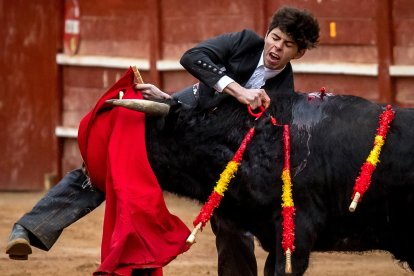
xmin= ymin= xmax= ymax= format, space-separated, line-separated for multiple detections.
xmin=180 ymin=29 xmax=255 ymax=88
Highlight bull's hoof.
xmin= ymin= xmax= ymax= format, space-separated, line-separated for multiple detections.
xmin=6 ymin=224 xmax=32 ymax=260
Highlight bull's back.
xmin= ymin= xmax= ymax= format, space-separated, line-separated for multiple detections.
xmin=292 ymin=94 xmax=414 ymax=252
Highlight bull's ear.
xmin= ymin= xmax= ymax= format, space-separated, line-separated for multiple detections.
xmin=105 ymin=99 xmax=170 ymax=116
xmin=293 ymin=49 xmax=306 ymax=60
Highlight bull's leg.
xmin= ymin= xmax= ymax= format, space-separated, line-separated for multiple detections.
xmin=264 ymin=236 xmax=311 ymax=276
xmin=264 ymin=213 xmax=315 ymax=276
xmin=211 ymin=215 xmax=258 ymax=276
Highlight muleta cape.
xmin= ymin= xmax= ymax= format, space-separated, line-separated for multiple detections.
xmin=77 ymin=68 xmax=190 ymax=276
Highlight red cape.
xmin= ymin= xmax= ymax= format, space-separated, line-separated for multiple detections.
xmin=77 ymin=68 xmax=190 ymax=275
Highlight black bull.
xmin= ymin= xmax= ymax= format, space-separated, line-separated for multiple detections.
xmin=137 ymin=91 xmax=414 ymax=275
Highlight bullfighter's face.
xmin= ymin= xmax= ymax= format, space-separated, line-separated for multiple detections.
xmin=263 ymin=27 xmax=306 ymax=70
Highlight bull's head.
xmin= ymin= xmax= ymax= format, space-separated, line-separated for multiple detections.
xmin=105 ymin=99 xmax=170 ymax=116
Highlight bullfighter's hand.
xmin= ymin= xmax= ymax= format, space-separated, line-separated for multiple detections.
xmin=223 ymin=82 xmax=270 ymax=110
xmin=135 ymin=83 xmax=172 ymax=100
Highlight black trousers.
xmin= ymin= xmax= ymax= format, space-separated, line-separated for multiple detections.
xmin=16 ymin=168 xmax=258 ymax=275
xmin=16 ymin=168 xmax=105 ymax=250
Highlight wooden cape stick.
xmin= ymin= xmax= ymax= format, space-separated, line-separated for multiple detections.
xmin=132 ymin=65 xmax=144 ymax=84
xmin=117 ymin=66 xmax=143 ymax=100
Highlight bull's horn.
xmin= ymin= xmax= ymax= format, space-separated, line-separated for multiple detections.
xmin=105 ymin=99 xmax=170 ymax=116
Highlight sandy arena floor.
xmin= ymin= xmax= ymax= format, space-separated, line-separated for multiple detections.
xmin=0 ymin=191 xmax=412 ymax=275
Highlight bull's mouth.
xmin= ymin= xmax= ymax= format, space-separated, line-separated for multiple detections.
xmin=105 ymin=99 xmax=170 ymax=116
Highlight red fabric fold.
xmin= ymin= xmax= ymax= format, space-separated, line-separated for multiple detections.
xmin=77 ymin=68 xmax=190 ymax=276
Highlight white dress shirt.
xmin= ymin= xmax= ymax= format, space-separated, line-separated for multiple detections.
xmin=213 ymin=51 xmax=285 ymax=92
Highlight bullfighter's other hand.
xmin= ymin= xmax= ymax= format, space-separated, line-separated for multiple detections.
xmin=135 ymin=83 xmax=172 ymax=100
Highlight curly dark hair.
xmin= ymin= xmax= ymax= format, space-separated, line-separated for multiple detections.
xmin=268 ymin=6 xmax=320 ymax=50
